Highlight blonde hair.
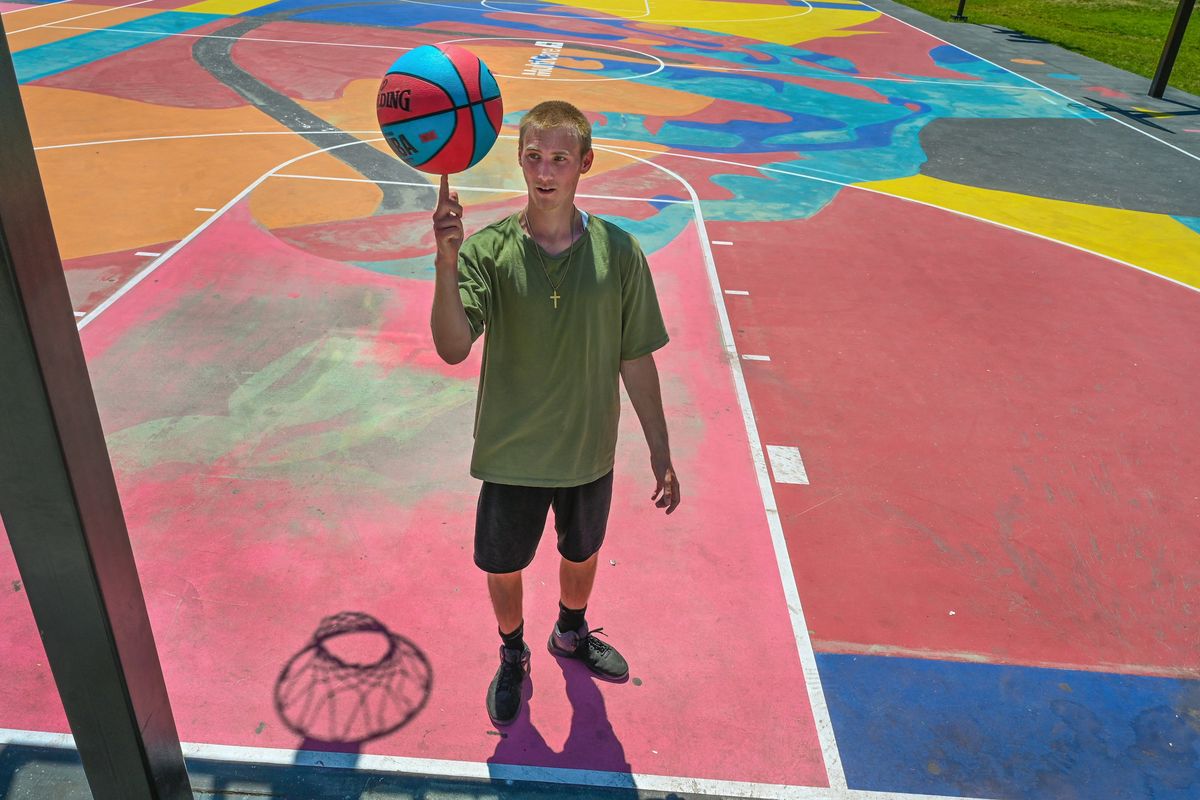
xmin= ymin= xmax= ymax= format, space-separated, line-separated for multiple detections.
xmin=518 ymin=100 xmax=592 ymax=156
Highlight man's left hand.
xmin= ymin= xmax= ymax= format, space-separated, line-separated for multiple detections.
xmin=651 ymin=454 xmax=680 ymax=515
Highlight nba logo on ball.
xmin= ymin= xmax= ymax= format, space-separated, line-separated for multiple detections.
xmin=376 ymin=44 xmax=503 ymax=175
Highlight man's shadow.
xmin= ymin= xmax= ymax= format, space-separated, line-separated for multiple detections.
xmin=487 ymin=657 xmax=637 ymax=797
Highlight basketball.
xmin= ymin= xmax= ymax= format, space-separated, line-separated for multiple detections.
xmin=376 ymin=44 xmax=503 ymax=175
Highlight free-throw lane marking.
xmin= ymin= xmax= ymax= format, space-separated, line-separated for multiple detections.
xmin=712 ymin=239 xmax=734 ymax=246
xmin=725 ymin=289 xmax=749 ymax=295
xmin=194 ymin=207 xmax=217 ymax=212
xmin=766 ymin=445 xmax=810 ymax=485
xmin=742 ymin=354 xmax=770 ymax=361
xmin=134 ymin=251 xmax=162 ymax=257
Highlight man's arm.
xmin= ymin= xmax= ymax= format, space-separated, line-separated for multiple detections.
xmin=620 ymin=352 xmax=680 ymax=514
xmin=430 ymin=174 xmax=474 ymax=365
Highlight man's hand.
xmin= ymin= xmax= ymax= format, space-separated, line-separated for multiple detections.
xmin=432 ymin=174 xmax=463 ymax=266
xmin=651 ymin=452 xmax=680 ymax=515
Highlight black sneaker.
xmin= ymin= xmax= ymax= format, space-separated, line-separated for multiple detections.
xmin=547 ymin=623 xmax=629 ymax=681
xmin=487 ymin=645 xmax=530 ymax=726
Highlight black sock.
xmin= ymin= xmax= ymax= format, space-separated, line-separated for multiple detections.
xmin=558 ymin=602 xmax=586 ymax=633
xmin=500 ymin=622 xmax=525 ymax=653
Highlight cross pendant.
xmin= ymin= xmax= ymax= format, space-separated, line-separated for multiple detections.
xmin=551 ymin=290 xmax=561 ymax=309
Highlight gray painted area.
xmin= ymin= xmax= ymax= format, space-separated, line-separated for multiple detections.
xmin=918 ymin=117 xmax=1200 ymax=216
xmin=871 ymin=0 xmax=1200 ymax=160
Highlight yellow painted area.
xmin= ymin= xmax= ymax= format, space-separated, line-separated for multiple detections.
xmin=21 ymin=86 xmax=318 ymax=259
xmin=863 ymin=175 xmax=1200 ymax=289
xmin=1131 ymin=106 xmax=1176 ymax=119
xmin=6 ymin=7 xmax=166 ymax=50
xmin=539 ymin=0 xmax=879 ymax=45
xmin=179 ymin=0 xmax=279 ymax=14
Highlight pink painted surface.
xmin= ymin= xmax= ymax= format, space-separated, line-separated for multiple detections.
xmin=714 ymin=190 xmax=1200 ymax=676
xmin=0 ymin=3 xmax=31 ymax=12
xmin=0 ymin=196 xmax=827 ymax=786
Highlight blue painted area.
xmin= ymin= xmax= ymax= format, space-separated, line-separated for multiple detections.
xmin=930 ymin=44 xmax=978 ymax=65
xmin=1048 ymin=72 xmax=1082 ymax=80
xmin=1173 ymin=216 xmax=1200 ymax=236
xmin=14 ymin=12 xmax=221 ymax=83
xmin=819 ymin=652 xmax=1200 ymax=798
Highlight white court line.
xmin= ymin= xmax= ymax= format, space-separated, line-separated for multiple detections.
xmin=592 ymin=142 xmax=850 ymax=793
xmin=58 ymin=132 xmax=1010 ymax=800
xmin=41 ymin=23 xmax=415 ymax=49
xmin=711 ymin=239 xmax=733 ymax=246
xmin=597 ymin=140 xmax=1200 ymax=297
xmin=767 ymin=445 xmax=811 ymax=485
xmin=860 ymin=1 xmax=1200 ymax=162
xmin=193 ymin=207 xmax=216 ymax=212
xmin=134 ymin=251 xmax=162 ymax=256
xmin=72 ymin=311 xmax=85 ymax=316
xmin=77 ymin=138 xmax=378 ymax=331
xmin=725 ymin=289 xmax=750 ymax=295
xmin=0 ymin=728 xmax=997 ymax=800
xmin=480 ymin=0 xmax=651 ymax=21
xmin=742 ymin=354 xmax=771 ymax=361
xmin=272 ymin=172 xmax=691 ymax=206
xmin=4 ymin=0 xmax=152 ymax=35
xmin=35 ymin=130 xmax=380 ymax=151
xmin=1 ymin=0 xmax=74 ymax=15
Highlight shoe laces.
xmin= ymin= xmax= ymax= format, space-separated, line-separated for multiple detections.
xmin=583 ymin=627 xmax=612 ymax=654
xmin=497 ymin=650 xmax=526 ymax=692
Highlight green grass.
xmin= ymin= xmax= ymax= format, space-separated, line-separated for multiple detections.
xmin=890 ymin=0 xmax=1200 ymax=96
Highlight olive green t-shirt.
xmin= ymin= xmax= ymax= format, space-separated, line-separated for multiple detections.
xmin=457 ymin=212 xmax=669 ymax=487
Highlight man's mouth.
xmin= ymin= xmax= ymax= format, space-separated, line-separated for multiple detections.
xmin=536 ymin=187 xmax=555 ymax=194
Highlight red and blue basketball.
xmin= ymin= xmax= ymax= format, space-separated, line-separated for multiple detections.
xmin=376 ymin=44 xmax=503 ymax=175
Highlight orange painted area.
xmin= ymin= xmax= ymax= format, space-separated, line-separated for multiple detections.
xmin=249 ymin=153 xmax=384 ymax=231
xmin=5 ymin=7 xmax=164 ymax=50
xmin=24 ymin=87 xmax=317 ymax=258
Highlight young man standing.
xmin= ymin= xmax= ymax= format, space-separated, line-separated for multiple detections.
xmin=429 ymin=100 xmax=680 ymax=726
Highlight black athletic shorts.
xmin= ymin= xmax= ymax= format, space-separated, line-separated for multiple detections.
xmin=474 ymin=471 xmax=614 ymax=574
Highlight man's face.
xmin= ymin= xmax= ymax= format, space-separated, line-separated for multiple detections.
xmin=519 ymin=126 xmax=594 ymax=213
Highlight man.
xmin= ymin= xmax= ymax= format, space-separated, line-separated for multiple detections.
xmin=430 ymin=100 xmax=680 ymax=726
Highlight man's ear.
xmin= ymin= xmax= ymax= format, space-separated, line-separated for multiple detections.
xmin=581 ymin=148 xmax=594 ymax=174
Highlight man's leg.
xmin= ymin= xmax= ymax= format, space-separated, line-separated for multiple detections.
xmin=488 ymin=570 xmax=524 ymax=635
xmin=476 ymin=483 xmax=551 ymax=726
xmin=548 ymin=473 xmax=628 ymax=681
xmin=559 ymin=553 xmax=598 ymax=611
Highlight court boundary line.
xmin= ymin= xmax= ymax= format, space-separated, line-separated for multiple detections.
xmin=34 ymin=130 xmax=380 ymax=150
xmin=271 ymin=171 xmax=693 ymax=205
xmin=28 ymin=20 xmax=1063 ymax=92
xmin=35 ymin=22 xmax=419 ymax=48
xmin=595 ymin=139 xmax=1200 ymax=296
xmin=0 ymin=0 xmax=74 ymax=15
xmin=593 ymin=142 xmax=848 ymax=793
xmin=4 ymin=0 xmax=152 ymax=35
xmin=57 ymin=132 xmax=967 ymax=800
xmin=0 ymin=727 xmax=1000 ymax=799
xmin=76 ymin=136 xmax=377 ymax=330
xmin=859 ymin=0 xmax=1200 ymax=163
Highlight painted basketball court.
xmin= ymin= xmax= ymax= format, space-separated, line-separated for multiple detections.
xmin=2 ymin=0 xmax=1198 ymax=797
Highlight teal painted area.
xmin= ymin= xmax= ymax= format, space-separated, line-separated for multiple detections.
xmin=1173 ymin=216 xmax=1200 ymax=236
xmin=14 ymin=12 xmax=221 ymax=83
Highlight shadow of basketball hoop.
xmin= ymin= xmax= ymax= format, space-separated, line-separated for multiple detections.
xmin=274 ymin=611 xmax=433 ymax=749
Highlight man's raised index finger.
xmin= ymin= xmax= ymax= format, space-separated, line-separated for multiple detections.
xmin=438 ymin=174 xmax=449 ymax=204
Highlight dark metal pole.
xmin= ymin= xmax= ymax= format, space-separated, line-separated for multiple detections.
xmin=1150 ymin=0 xmax=1195 ymax=97
xmin=0 ymin=13 xmax=193 ymax=800
xmin=952 ymin=0 xmax=969 ymax=22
